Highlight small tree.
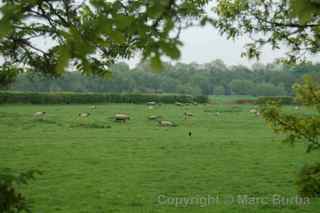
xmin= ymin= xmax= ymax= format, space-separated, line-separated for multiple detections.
xmin=253 ymin=83 xmax=286 ymax=97
xmin=261 ymin=76 xmax=320 ymax=153
xmin=229 ymin=79 xmax=255 ymax=95
xmin=0 ymin=169 xmax=41 ymax=213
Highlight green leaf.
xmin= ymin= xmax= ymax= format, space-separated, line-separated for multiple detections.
xmin=115 ymin=15 xmax=134 ymax=30
xmin=0 ymin=19 xmax=12 ymax=38
xmin=289 ymin=0 xmax=319 ymax=24
xmin=150 ymin=55 xmax=163 ymax=71
xmin=160 ymin=42 xmax=181 ymax=59
xmin=110 ymin=31 xmax=126 ymax=44
xmin=55 ymin=45 xmax=71 ymax=74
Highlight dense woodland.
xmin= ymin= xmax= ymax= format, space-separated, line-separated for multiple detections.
xmin=7 ymin=60 xmax=320 ymax=97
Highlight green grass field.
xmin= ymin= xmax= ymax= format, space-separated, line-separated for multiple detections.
xmin=0 ymin=103 xmax=319 ymax=213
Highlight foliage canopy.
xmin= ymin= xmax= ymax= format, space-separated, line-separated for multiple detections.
xmin=0 ymin=0 xmax=209 ymax=85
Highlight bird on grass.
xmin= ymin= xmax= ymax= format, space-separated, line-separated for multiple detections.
xmin=188 ymin=131 xmax=192 ymax=137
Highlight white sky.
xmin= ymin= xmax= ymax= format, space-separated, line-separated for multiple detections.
xmin=1 ymin=0 xmax=319 ymax=68
xmin=125 ymin=25 xmax=291 ymax=68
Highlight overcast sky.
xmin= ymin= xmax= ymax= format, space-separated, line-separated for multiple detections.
xmin=1 ymin=0 xmax=318 ymax=68
xmin=125 ymin=24 xmax=291 ymax=68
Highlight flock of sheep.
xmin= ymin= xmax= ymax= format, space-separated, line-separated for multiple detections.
xmin=33 ymin=101 xmax=269 ymax=129
xmin=32 ymin=101 xmax=195 ymax=127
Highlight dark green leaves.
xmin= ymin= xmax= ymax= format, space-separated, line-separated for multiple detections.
xmin=0 ymin=0 xmax=209 ymax=85
xmin=160 ymin=41 xmax=181 ymax=60
xmin=289 ymin=0 xmax=320 ymax=24
xmin=0 ymin=168 xmax=42 ymax=213
xmin=0 ymin=4 xmax=21 ymax=38
xmin=213 ymin=0 xmax=320 ymax=64
xmin=55 ymin=45 xmax=71 ymax=74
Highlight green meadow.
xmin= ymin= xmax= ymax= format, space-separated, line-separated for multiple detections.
xmin=0 ymin=102 xmax=319 ymax=213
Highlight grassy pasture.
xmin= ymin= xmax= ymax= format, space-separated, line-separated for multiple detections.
xmin=0 ymin=103 xmax=319 ymax=213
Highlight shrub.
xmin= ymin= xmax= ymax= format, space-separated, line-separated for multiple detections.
xmin=253 ymin=83 xmax=287 ymax=97
xmin=0 ymin=92 xmax=208 ymax=104
xmin=256 ymin=96 xmax=295 ymax=105
xmin=0 ymin=169 xmax=41 ymax=213
xmin=297 ymin=163 xmax=320 ymax=198
xmin=234 ymin=99 xmax=257 ymax=105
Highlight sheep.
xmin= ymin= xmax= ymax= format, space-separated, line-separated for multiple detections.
xmin=34 ymin=111 xmax=46 ymax=116
xmin=175 ymin=102 xmax=184 ymax=107
xmin=148 ymin=106 xmax=154 ymax=110
xmin=184 ymin=112 xmax=193 ymax=119
xmin=147 ymin=101 xmax=157 ymax=106
xmin=255 ymin=112 xmax=261 ymax=117
xmin=79 ymin=112 xmax=90 ymax=117
xmin=184 ymin=112 xmax=193 ymax=117
xmin=90 ymin=105 xmax=96 ymax=109
xmin=33 ymin=112 xmax=46 ymax=118
xmin=158 ymin=120 xmax=176 ymax=127
xmin=114 ymin=113 xmax=130 ymax=123
xmin=295 ymin=106 xmax=300 ymax=110
xmin=215 ymin=112 xmax=221 ymax=116
xmin=249 ymin=109 xmax=257 ymax=113
xmin=148 ymin=115 xmax=161 ymax=120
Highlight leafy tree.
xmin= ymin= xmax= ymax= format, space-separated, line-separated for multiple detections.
xmin=213 ymin=0 xmax=320 ymax=196
xmin=9 ymin=61 xmax=320 ymax=95
xmin=213 ymin=85 xmax=225 ymax=95
xmin=213 ymin=0 xmax=320 ymax=148
xmin=261 ymin=76 xmax=320 ymax=153
xmin=212 ymin=0 xmax=320 ymax=64
xmin=0 ymin=0 xmax=209 ymax=86
xmin=253 ymin=82 xmax=286 ymax=97
xmin=229 ymin=79 xmax=255 ymax=95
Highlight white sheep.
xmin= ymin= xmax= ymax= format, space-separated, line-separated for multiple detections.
xmin=33 ymin=111 xmax=46 ymax=118
xmin=79 ymin=112 xmax=90 ymax=117
xmin=148 ymin=115 xmax=161 ymax=120
xmin=114 ymin=113 xmax=130 ymax=122
xmin=249 ymin=109 xmax=257 ymax=113
xmin=147 ymin=101 xmax=157 ymax=106
xmin=184 ymin=112 xmax=193 ymax=117
xmin=175 ymin=102 xmax=184 ymax=106
xmin=90 ymin=105 xmax=96 ymax=109
xmin=158 ymin=120 xmax=176 ymax=127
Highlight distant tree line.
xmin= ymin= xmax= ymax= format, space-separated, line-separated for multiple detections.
xmin=7 ymin=60 xmax=320 ymax=97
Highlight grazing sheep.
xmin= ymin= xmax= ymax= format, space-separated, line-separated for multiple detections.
xmin=33 ymin=111 xmax=46 ymax=118
xmin=184 ymin=112 xmax=193 ymax=119
xmin=79 ymin=112 xmax=90 ymax=117
xmin=90 ymin=105 xmax=96 ymax=109
xmin=148 ymin=115 xmax=161 ymax=120
xmin=175 ymin=102 xmax=183 ymax=106
xmin=148 ymin=106 xmax=154 ymax=110
xmin=249 ymin=109 xmax=257 ymax=113
xmin=147 ymin=101 xmax=157 ymax=106
xmin=158 ymin=120 xmax=176 ymax=127
xmin=114 ymin=113 xmax=130 ymax=122
xmin=256 ymin=112 xmax=261 ymax=117
xmin=184 ymin=112 xmax=193 ymax=116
